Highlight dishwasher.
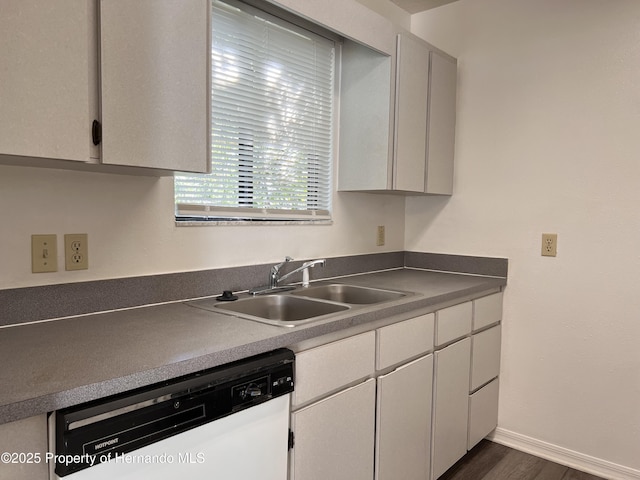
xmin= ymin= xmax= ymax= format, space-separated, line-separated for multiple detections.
xmin=49 ymin=348 xmax=294 ymax=479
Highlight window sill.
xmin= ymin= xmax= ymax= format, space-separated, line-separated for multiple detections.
xmin=175 ymin=219 xmax=333 ymax=227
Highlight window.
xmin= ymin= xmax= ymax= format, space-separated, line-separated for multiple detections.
xmin=175 ymin=0 xmax=336 ymax=222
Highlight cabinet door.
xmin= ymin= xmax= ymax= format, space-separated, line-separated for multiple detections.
xmin=394 ymin=33 xmax=429 ymax=193
xmin=432 ymin=337 xmax=471 ymax=479
xmin=0 ymin=415 xmax=48 ymax=480
xmin=426 ymin=51 xmax=457 ymax=195
xmin=425 ymin=51 xmax=457 ymax=195
xmin=338 ymin=40 xmax=393 ymax=191
xmin=290 ymin=379 xmax=376 ymax=480
xmin=0 ymin=0 xmax=94 ymax=162
xmin=376 ymin=355 xmax=433 ymax=480
xmin=100 ymin=0 xmax=209 ymax=172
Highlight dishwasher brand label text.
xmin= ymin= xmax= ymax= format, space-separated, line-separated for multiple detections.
xmin=94 ymin=437 xmax=119 ymax=451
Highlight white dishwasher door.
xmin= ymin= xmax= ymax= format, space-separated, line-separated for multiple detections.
xmin=55 ymin=395 xmax=290 ymax=480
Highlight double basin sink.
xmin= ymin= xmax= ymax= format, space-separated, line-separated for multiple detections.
xmin=212 ymin=283 xmax=412 ymax=328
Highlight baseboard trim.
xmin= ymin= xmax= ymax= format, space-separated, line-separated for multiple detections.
xmin=489 ymin=428 xmax=640 ymax=480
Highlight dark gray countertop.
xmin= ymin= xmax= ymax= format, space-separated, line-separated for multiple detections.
xmin=0 ymin=268 xmax=505 ymax=425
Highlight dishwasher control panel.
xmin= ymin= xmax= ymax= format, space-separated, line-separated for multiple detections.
xmin=53 ymin=349 xmax=294 ymax=477
xmin=233 ymin=376 xmax=269 ymax=403
xmin=231 ymin=363 xmax=294 ymax=408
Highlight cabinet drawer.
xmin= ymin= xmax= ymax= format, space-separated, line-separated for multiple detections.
xmin=293 ymin=331 xmax=375 ymax=407
xmin=376 ymin=313 xmax=434 ymax=370
xmin=470 ymin=325 xmax=501 ymax=391
xmin=435 ymin=301 xmax=472 ymax=347
xmin=473 ymin=292 xmax=503 ymax=331
xmin=468 ymin=378 xmax=499 ymax=450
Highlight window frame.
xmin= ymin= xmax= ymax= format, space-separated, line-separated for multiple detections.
xmin=175 ymin=0 xmax=341 ymax=225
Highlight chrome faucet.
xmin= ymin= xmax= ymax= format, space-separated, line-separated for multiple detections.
xmin=278 ymin=258 xmax=326 ymax=288
xmin=250 ymin=257 xmax=326 ymax=295
xmin=269 ymin=256 xmax=293 ymax=288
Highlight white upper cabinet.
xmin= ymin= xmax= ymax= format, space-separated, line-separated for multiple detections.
xmin=339 ymin=32 xmax=457 ymax=195
xmin=99 ymin=0 xmax=208 ymax=172
xmin=0 ymin=0 xmax=209 ymax=174
xmin=338 ymin=40 xmax=394 ymax=191
xmin=394 ymin=33 xmax=429 ymax=192
xmin=395 ymin=33 xmax=458 ymax=195
xmin=0 ymin=0 xmax=96 ymax=162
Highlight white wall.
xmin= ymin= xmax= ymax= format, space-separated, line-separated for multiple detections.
xmin=0 ymin=165 xmax=404 ymax=289
xmin=410 ymin=0 xmax=640 ymax=473
xmin=357 ymin=0 xmax=411 ymax=30
xmin=0 ymin=0 xmax=412 ymax=292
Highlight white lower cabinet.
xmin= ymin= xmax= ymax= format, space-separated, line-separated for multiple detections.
xmin=431 ymin=293 xmax=503 ymax=479
xmin=288 ymin=291 xmax=503 ymax=480
xmin=290 ymin=379 xmax=376 ymax=480
xmin=376 ymin=354 xmax=433 ymax=480
xmin=289 ymin=332 xmax=376 ymax=480
xmin=0 ymin=415 xmax=48 ymax=480
xmin=375 ymin=314 xmax=434 ymax=480
xmin=467 ymin=323 xmax=502 ymax=451
xmin=289 ymin=314 xmax=435 ymax=480
xmin=432 ymin=337 xmax=472 ymax=479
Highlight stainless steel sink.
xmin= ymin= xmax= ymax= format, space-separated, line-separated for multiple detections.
xmin=291 ymin=284 xmax=407 ymax=304
xmin=207 ymin=283 xmax=412 ymax=328
xmin=214 ymin=295 xmax=350 ymax=327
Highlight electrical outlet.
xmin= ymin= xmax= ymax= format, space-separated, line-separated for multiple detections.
xmin=376 ymin=226 xmax=385 ymax=246
xmin=31 ymin=234 xmax=58 ymax=273
xmin=541 ymin=233 xmax=557 ymax=257
xmin=65 ymin=233 xmax=89 ymax=270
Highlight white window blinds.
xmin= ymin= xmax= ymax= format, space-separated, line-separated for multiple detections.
xmin=175 ymin=0 xmax=335 ymax=221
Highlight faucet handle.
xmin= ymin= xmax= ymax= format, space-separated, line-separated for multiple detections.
xmin=269 ymin=256 xmax=293 ymax=288
xmin=273 ymin=256 xmax=293 ymax=272
xmin=285 ymin=255 xmax=294 ymax=262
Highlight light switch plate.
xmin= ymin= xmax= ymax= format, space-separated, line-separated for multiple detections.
xmin=31 ymin=234 xmax=58 ymax=273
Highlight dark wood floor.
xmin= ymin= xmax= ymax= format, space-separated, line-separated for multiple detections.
xmin=439 ymin=440 xmax=606 ymax=480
